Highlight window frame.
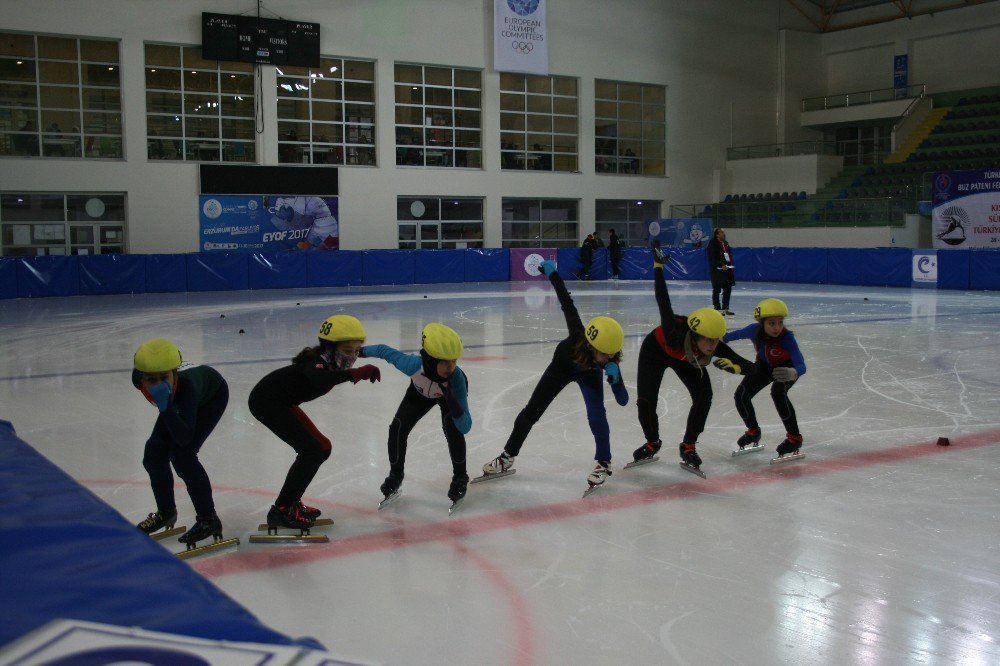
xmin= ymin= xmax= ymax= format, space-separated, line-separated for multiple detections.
xmin=501 ymin=198 xmax=579 ymax=248
xmin=595 ymin=199 xmax=661 ymax=247
xmin=499 ymin=73 xmax=578 ymax=172
xmin=1 ymin=192 xmax=128 ymax=256
xmin=594 ymin=79 xmax=665 ymax=176
xmin=397 ymin=196 xmax=484 ymax=249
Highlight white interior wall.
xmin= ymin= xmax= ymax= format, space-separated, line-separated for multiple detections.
xmin=721 ymin=154 xmax=844 ymax=197
xmin=0 ymin=0 xmax=784 ymax=253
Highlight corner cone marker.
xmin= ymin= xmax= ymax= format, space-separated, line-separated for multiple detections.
xmin=937 ymin=437 xmax=950 ymax=446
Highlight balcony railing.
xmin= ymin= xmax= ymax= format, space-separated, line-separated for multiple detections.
xmin=670 ymin=196 xmax=912 ymax=229
xmin=802 ymin=84 xmax=926 ymax=112
xmin=726 ymin=140 xmax=839 ymax=161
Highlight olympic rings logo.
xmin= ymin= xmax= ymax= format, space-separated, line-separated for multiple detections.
xmin=511 ymin=41 xmax=533 ymax=54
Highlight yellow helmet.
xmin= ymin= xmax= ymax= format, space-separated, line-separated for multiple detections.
xmin=687 ymin=308 xmax=726 ymax=339
xmin=134 ymin=339 xmax=182 ymax=373
xmin=584 ymin=316 xmax=624 ymax=355
xmin=754 ymin=298 xmax=789 ymax=321
xmin=422 ymin=322 xmax=463 ymax=360
xmin=318 ymin=315 xmax=366 ymax=343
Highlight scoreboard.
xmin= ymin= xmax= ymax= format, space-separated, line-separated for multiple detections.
xmin=202 ymin=13 xmax=320 ymax=67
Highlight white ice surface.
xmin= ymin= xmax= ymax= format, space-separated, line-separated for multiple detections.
xmin=2 ymin=280 xmax=999 ymax=665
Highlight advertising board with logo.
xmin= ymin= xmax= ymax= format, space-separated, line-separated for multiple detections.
xmin=931 ymin=169 xmax=1000 ymax=249
xmin=493 ymin=0 xmax=548 ymax=74
xmin=199 ymin=195 xmax=339 ymax=252
xmin=647 ymin=218 xmax=713 ymax=248
xmin=911 ymin=249 xmax=937 ymax=288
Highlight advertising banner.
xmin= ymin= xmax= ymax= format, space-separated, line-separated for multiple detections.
xmin=200 ymin=195 xmax=339 ymax=252
xmin=494 ymin=0 xmax=548 ymax=74
xmin=911 ymin=249 xmax=938 ymax=288
xmin=931 ymin=169 xmax=1000 ymax=249
xmin=510 ymin=247 xmax=556 ymax=281
xmin=646 ymin=218 xmax=712 ymax=249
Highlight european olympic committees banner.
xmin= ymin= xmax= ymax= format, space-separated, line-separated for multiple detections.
xmin=931 ymin=169 xmax=1000 ymax=249
xmin=494 ymin=0 xmax=548 ymax=75
xmin=199 ymin=195 xmax=339 ymax=252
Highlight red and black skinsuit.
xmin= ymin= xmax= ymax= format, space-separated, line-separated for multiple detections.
xmin=635 ymin=264 xmax=755 ymax=445
xmin=248 ymin=348 xmax=357 ymax=507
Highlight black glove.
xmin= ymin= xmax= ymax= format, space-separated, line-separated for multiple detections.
xmin=441 ymin=381 xmax=464 ymax=418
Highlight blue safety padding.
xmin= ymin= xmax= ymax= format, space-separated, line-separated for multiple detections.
xmin=187 ymin=253 xmax=249 ymax=292
xmin=79 ymin=254 xmax=146 ymax=295
xmin=793 ymin=248 xmax=828 ymax=283
xmin=826 ymin=249 xmax=863 ymax=285
xmin=751 ymin=248 xmax=796 ymax=282
xmin=937 ymin=250 xmax=970 ymax=290
xmin=0 ymin=257 xmax=17 ymax=299
xmin=464 ymin=248 xmax=509 ymax=282
xmin=666 ymin=247 xmax=709 ymax=281
xmin=861 ymin=248 xmax=910 ymax=287
xmin=363 ymin=250 xmax=414 ymax=285
xmin=970 ymin=250 xmax=1000 ymax=290
xmin=306 ymin=250 xmax=363 ymax=287
xmin=0 ymin=420 xmax=323 ymax=651
xmin=415 ymin=249 xmax=465 ymax=284
xmin=145 ymin=254 xmax=188 ymax=293
xmin=248 ymin=252 xmax=308 ymax=290
xmin=619 ymin=247 xmax=652 ymax=280
xmin=16 ymin=256 xmax=80 ymax=298
xmin=731 ymin=247 xmax=753 ymax=282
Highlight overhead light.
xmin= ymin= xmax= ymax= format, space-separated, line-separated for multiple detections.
xmin=330 ymin=66 xmax=338 ymax=72
xmin=276 ymin=67 xmax=284 ymax=75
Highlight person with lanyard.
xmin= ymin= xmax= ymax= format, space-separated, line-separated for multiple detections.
xmin=707 ymin=227 xmax=735 ymax=315
xmin=478 ymin=259 xmax=629 ymax=491
xmin=630 ymin=247 xmax=756 ymax=476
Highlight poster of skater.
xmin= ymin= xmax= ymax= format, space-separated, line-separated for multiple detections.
xmin=930 ymin=169 xmax=1000 ymax=249
xmin=646 ymin=218 xmax=712 ymax=248
xmin=200 ymin=195 xmax=340 ymax=252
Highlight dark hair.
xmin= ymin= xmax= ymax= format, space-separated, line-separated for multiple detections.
xmin=571 ymin=336 xmax=623 ymax=367
xmin=292 ymin=340 xmax=338 ymax=364
xmin=714 ymin=228 xmax=725 ymax=238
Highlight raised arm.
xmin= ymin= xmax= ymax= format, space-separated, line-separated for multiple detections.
xmin=360 ymin=344 xmax=423 ymax=376
xmin=540 ymin=261 xmax=584 ymax=337
xmin=653 ymin=264 xmax=677 ymax=333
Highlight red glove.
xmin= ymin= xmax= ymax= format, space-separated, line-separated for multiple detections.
xmin=348 ymin=365 xmax=381 ymax=383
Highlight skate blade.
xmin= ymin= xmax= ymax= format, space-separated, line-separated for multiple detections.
xmin=378 ymin=490 xmax=401 ymax=510
xmin=679 ymin=462 xmax=707 ymax=479
xmin=770 ymin=452 xmax=806 ymax=465
xmin=256 ymin=518 xmax=333 ymax=531
xmin=248 ymin=533 xmax=330 ymax=543
xmin=470 ymin=469 xmax=516 ymax=484
xmin=731 ymin=444 xmax=764 ymax=457
xmin=622 ymin=456 xmax=659 ymax=470
xmin=151 ymin=526 xmax=186 ymax=541
xmin=448 ymin=498 xmax=464 ymax=515
xmin=175 ymin=536 xmax=239 ymax=560
xmin=582 ymin=483 xmax=605 ymax=498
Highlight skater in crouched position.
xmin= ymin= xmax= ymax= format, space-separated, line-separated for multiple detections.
xmin=632 ymin=248 xmax=756 ymax=472
xmin=132 ymin=339 xmax=229 ymax=544
xmin=249 ymin=315 xmax=381 ymax=529
xmin=481 ymin=259 xmax=629 ymax=488
xmin=362 ymin=323 xmax=472 ymax=506
xmin=723 ymin=298 xmax=806 ymax=457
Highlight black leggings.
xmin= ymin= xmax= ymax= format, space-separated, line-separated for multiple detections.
xmin=249 ymin=394 xmax=332 ymax=506
xmin=386 ymin=384 xmax=467 ymax=479
xmin=143 ymin=383 xmax=228 ymax=517
xmin=734 ymin=362 xmax=799 ymax=435
xmin=712 ymin=284 xmax=732 ymax=310
xmin=635 ymin=333 xmax=712 ymax=445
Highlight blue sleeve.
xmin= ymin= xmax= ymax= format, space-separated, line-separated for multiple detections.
xmin=611 ymin=378 xmax=629 ymax=407
xmin=361 ymin=344 xmax=423 ymax=376
xmin=784 ymin=332 xmax=807 ymax=376
xmin=448 ymin=368 xmax=472 ymax=434
xmin=722 ymin=323 xmax=758 ymax=344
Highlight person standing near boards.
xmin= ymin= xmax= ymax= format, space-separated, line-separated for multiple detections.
xmin=707 ymin=228 xmax=735 ymax=315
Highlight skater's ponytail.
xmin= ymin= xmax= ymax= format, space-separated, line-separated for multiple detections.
xmin=571 ymin=336 xmax=622 ymax=367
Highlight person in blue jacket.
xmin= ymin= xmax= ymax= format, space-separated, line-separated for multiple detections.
xmin=362 ymin=323 xmax=472 ymax=504
xmin=479 ymin=259 xmax=629 ymax=488
xmin=723 ymin=298 xmax=807 ymax=456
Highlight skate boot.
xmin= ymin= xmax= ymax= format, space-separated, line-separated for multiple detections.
xmin=732 ymin=428 xmax=763 ymax=457
xmin=448 ymin=473 xmax=469 ymax=502
xmin=583 ymin=461 xmax=611 ymax=497
xmin=137 ymin=508 xmax=178 ymax=534
xmin=678 ymin=442 xmax=706 ymax=478
xmin=178 ymin=514 xmax=222 ymax=545
xmin=472 ymin=451 xmax=516 ymax=483
xmin=771 ymin=434 xmax=805 ymax=464
xmin=267 ymin=504 xmax=315 ymax=530
xmin=625 ymin=440 xmax=661 ymax=468
xmin=297 ymin=501 xmax=322 ymax=520
xmin=379 ymin=474 xmax=403 ymax=509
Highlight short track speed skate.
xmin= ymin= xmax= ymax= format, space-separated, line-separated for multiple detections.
xmin=175 ymin=515 xmax=239 ymax=559
xmin=138 ymin=509 xmax=185 ymax=541
xmin=624 ymin=441 xmax=661 ymax=470
xmin=471 ymin=452 xmax=516 ymax=483
xmin=678 ymin=443 xmax=706 ymax=479
xmin=732 ymin=429 xmax=764 ymax=457
xmin=378 ymin=475 xmax=403 ymax=510
xmin=249 ymin=505 xmax=330 ymax=543
xmin=770 ymin=435 xmax=805 ymax=465
xmin=447 ymin=474 xmax=469 ymax=515
xmin=582 ymin=461 xmax=611 ymax=498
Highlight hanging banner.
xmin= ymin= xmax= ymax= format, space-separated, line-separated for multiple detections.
xmin=647 ymin=218 xmax=712 ymax=248
xmin=200 ymin=195 xmax=339 ymax=252
xmin=494 ymin=0 xmax=548 ymax=75
xmin=931 ymin=169 xmax=1000 ymax=249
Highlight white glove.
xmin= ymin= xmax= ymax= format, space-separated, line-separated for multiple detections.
xmin=773 ymin=367 xmax=798 ymax=382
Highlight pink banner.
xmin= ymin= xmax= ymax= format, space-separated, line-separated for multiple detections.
xmin=509 ymin=247 xmax=558 ymax=281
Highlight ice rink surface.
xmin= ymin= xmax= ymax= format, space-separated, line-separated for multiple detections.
xmin=2 ymin=279 xmax=999 ymax=665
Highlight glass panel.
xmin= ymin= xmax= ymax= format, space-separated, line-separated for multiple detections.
xmin=2 ymin=130 xmax=39 ymax=156
xmin=314 ymin=123 xmax=343 ymax=143
xmin=500 ymin=114 xmax=525 ymax=132
xmin=311 ymin=100 xmax=342 ymax=122
xmin=83 ymin=88 xmax=121 ymax=111
xmin=618 ymin=121 xmax=641 ymax=139
xmin=619 ymin=84 xmax=642 ymax=102
xmin=144 ymin=44 xmax=180 ymax=67
xmin=500 ymin=73 xmax=524 ymax=91
xmin=40 ymin=86 xmax=79 ymax=109
xmin=146 ymin=68 xmax=181 ymax=90
xmin=553 ymin=116 xmax=577 ymax=134
xmin=619 ymin=102 xmax=641 ymax=120
xmin=502 ymin=200 xmax=537 ymax=221
xmin=425 ymin=88 xmax=452 ymax=106
xmin=344 ymin=59 xmax=374 ymax=80
xmin=0 ymin=33 xmax=35 ymax=57
xmin=643 ymin=104 xmax=664 ymax=123
xmin=184 ymin=93 xmax=220 ymax=115
xmin=67 ymin=195 xmax=125 ymax=221
xmin=394 ymin=63 xmax=422 ymax=84
xmin=86 ymin=134 xmax=122 ymax=158
xmin=310 ymin=78 xmax=342 ymax=100
xmin=277 ymin=76 xmax=310 ymax=99
xmin=39 ymin=61 xmax=77 ymax=84
xmin=147 ymin=115 xmax=182 ymax=137
xmin=455 ymin=129 xmax=479 ymax=148
xmin=0 ymin=57 xmax=36 ymax=82
xmin=344 ymin=81 xmax=372 ymax=102
xmin=553 ymin=97 xmax=576 ymax=115
xmin=38 ymin=36 xmax=76 ymax=60
xmin=183 ymin=69 xmax=217 ymax=92
xmin=395 ymin=105 xmax=424 ymax=124
xmin=594 ymin=100 xmax=616 ymax=118
xmin=644 ymin=86 xmax=666 ymax=104
xmin=553 ymin=77 xmax=577 ymax=96
xmin=353 ymin=146 xmax=375 ymax=165
xmin=82 ymin=64 xmax=120 ymax=86
xmin=643 ymin=123 xmax=665 ymax=142
xmin=397 ymin=127 xmax=425 ymax=144
xmin=40 ymin=134 xmax=80 ymax=157
xmin=277 ymin=98 xmax=309 ymax=120
xmin=525 ymin=115 xmax=551 ymax=132
xmin=221 ymin=117 xmax=254 ymax=140
xmin=526 ymin=95 xmax=551 ymax=114
xmin=221 ymin=73 xmax=254 ymax=95
xmin=0 ymin=83 xmax=37 ymax=107
xmin=83 ymin=112 xmax=121 ymax=134
xmin=455 ymin=109 xmax=480 ymax=128
xmin=185 ymin=116 xmax=219 ymax=138
xmin=458 ymin=149 xmax=481 ymax=168
xmin=425 ymin=67 xmax=451 ymax=86
xmin=553 ymin=136 xmax=577 ymax=152
xmin=182 ymin=47 xmax=216 ymax=70
xmin=395 ymin=85 xmax=422 ymax=104
xmin=80 ymin=40 xmax=118 ymax=64
xmin=39 ymin=111 xmax=78 ymax=134
xmin=595 ymin=80 xmax=617 ymax=99
xmin=552 ymin=153 xmax=577 ymax=171
xmin=500 ymin=93 xmax=525 ymax=112
xmin=1 ymin=194 xmax=65 ymax=221
xmin=526 ymin=76 xmax=551 ymax=94
xmin=441 ymin=199 xmax=482 ymax=220
xmin=454 ymin=69 xmax=480 ymax=89
xmin=454 ymin=89 xmax=480 ymax=108
xmin=70 ymin=226 xmax=94 ymax=243
xmin=344 ymin=103 xmax=372 ymax=121
xmin=398 ymin=224 xmax=416 ymax=241
xmin=222 ymin=141 xmax=255 ymax=162
xmin=186 ymin=139 xmax=219 ymax=160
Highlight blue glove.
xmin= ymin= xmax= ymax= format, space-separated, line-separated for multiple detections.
xmin=540 ymin=260 xmax=557 ymax=277
xmin=604 ymin=361 xmax=621 ymax=386
xmin=148 ymin=382 xmax=171 ymax=412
